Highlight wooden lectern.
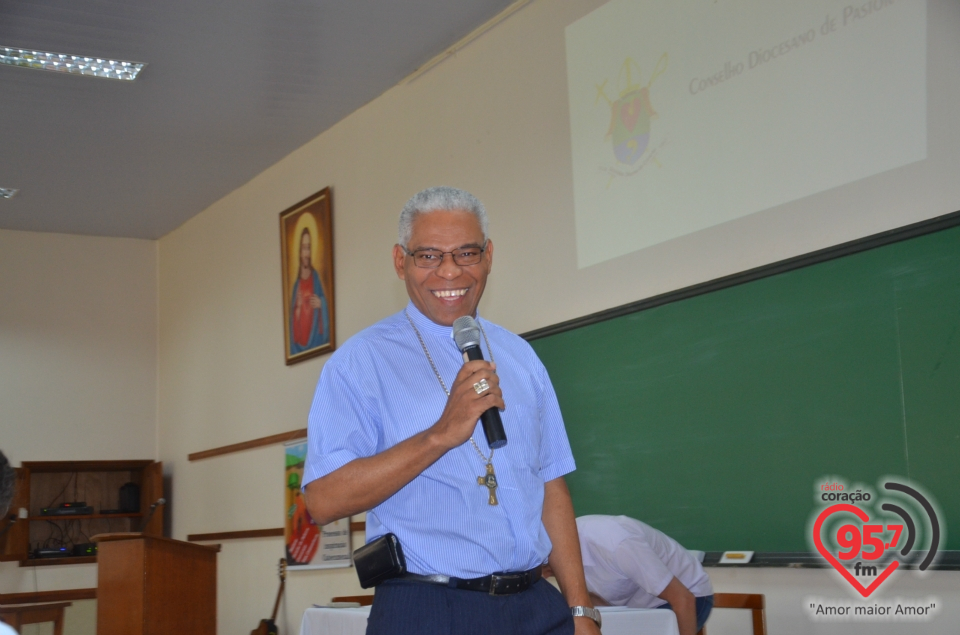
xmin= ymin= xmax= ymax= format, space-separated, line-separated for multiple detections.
xmin=94 ymin=533 xmax=219 ymax=635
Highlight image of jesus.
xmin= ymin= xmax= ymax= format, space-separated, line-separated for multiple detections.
xmin=290 ymin=227 xmax=330 ymax=355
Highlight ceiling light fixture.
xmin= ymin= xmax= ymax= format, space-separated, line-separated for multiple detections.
xmin=0 ymin=188 xmax=19 ymax=199
xmin=1 ymin=46 xmax=145 ymax=80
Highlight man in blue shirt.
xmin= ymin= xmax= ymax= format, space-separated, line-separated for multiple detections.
xmin=303 ymin=187 xmax=601 ymax=635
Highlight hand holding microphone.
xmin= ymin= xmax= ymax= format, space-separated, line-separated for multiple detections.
xmin=453 ymin=316 xmax=507 ymax=449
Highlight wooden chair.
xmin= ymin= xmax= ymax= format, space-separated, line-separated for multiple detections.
xmin=697 ymin=593 xmax=766 ymax=635
xmin=0 ymin=601 xmax=73 ymax=635
xmin=330 ymin=595 xmax=375 ymax=606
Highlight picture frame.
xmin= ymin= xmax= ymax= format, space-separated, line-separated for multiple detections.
xmin=279 ymin=187 xmax=335 ymax=365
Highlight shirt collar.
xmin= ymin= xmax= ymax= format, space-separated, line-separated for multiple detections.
xmin=404 ymin=300 xmax=481 ymax=339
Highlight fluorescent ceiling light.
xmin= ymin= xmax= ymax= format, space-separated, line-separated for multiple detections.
xmin=1 ymin=46 xmax=145 ymax=80
xmin=0 ymin=188 xmax=19 ymax=199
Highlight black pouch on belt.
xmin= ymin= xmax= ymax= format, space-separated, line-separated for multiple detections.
xmin=354 ymin=533 xmax=406 ymax=589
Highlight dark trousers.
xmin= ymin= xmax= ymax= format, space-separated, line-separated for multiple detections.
xmin=657 ymin=594 xmax=714 ymax=631
xmin=366 ymin=578 xmax=573 ymax=635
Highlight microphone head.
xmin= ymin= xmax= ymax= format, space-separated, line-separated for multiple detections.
xmin=452 ymin=316 xmax=482 ymax=352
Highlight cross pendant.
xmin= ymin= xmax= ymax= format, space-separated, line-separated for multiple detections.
xmin=477 ymin=462 xmax=498 ymax=505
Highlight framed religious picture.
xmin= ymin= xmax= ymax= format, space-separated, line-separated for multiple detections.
xmin=279 ymin=187 xmax=335 ymax=364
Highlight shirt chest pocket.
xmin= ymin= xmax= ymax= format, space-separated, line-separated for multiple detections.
xmin=497 ymin=403 xmax=543 ymax=489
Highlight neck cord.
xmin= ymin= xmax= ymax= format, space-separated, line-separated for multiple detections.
xmin=403 ymin=310 xmax=496 ymax=465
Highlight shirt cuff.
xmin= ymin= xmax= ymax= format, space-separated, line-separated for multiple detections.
xmin=541 ymin=456 xmax=577 ymax=483
xmin=302 ymin=449 xmax=361 ymax=489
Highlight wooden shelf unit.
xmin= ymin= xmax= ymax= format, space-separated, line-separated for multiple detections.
xmin=19 ymin=556 xmax=99 ymax=567
xmin=0 ymin=460 xmax=163 ymax=565
xmin=28 ymin=513 xmax=142 ymax=522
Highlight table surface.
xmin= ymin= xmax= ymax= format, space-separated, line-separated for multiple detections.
xmin=0 ymin=601 xmax=73 ymax=634
xmin=301 ymin=603 xmax=679 ymax=635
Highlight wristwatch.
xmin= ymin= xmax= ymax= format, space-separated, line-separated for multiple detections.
xmin=570 ymin=606 xmax=602 ymax=628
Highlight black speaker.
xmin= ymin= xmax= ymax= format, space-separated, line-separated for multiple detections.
xmin=119 ymin=482 xmax=140 ymax=513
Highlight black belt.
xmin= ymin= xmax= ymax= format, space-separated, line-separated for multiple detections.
xmin=402 ymin=565 xmax=542 ymax=595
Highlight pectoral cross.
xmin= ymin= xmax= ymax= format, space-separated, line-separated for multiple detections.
xmin=477 ymin=462 xmax=498 ymax=506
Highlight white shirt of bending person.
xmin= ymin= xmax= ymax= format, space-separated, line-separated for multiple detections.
xmin=577 ymin=515 xmax=713 ymax=608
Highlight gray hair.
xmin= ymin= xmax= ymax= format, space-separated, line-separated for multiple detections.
xmin=398 ymin=186 xmax=488 ymax=247
xmin=0 ymin=450 xmax=14 ymax=517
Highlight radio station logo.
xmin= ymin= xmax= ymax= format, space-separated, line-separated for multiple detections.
xmin=808 ymin=477 xmax=943 ymax=599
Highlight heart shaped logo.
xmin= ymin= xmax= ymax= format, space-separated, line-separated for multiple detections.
xmin=813 ymin=504 xmax=900 ymax=597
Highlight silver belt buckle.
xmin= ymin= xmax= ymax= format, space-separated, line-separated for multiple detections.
xmin=488 ymin=573 xmax=522 ymax=596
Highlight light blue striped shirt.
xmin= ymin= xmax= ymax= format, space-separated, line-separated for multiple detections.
xmin=304 ymin=302 xmax=576 ymax=578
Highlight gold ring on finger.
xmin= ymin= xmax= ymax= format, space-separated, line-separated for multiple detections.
xmin=473 ymin=378 xmax=490 ymax=395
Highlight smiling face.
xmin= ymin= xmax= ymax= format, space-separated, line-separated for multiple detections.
xmin=393 ymin=209 xmax=493 ymax=326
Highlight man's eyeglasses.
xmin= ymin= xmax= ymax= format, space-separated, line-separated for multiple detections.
xmin=402 ymin=244 xmax=486 ymax=268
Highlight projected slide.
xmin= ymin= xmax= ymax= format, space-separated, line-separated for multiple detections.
xmin=566 ymin=0 xmax=926 ymax=269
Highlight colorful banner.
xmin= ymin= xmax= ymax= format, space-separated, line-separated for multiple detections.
xmin=284 ymin=440 xmax=351 ymax=570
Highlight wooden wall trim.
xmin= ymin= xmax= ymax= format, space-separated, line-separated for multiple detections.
xmin=0 ymin=588 xmax=97 ymax=605
xmin=188 ymin=429 xmax=307 ymax=461
xmin=21 ymin=460 xmax=154 ymax=473
xmin=19 ymin=556 xmax=97 ymax=567
xmin=187 ymin=521 xmax=365 ymax=542
xmin=187 ymin=528 xmax=283 ymax=542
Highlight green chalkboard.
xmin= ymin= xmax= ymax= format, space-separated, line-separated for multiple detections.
xmin=529 ymin=222 xmax=960 ymax=552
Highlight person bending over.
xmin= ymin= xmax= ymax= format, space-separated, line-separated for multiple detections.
xmin=572 ymin=515 xmax=714 ymax=635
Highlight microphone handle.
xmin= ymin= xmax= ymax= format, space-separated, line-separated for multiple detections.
xmin=464 ymin=346 xmax=508 ymax=449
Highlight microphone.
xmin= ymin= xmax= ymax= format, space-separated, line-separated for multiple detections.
xmin=141 ymin=498 xmax=165 ymax=532
xmin=453 ymin=316 xmax=507 ymax=449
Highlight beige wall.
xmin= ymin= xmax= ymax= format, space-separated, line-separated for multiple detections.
xmin=0 ymin=229 xmax=158 ymax=463
xmin=0 ymin=228 xmax=157 ymax=634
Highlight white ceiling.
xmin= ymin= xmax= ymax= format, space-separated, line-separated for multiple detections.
xmin=0 ymin=0 xmax=516 ymax=239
